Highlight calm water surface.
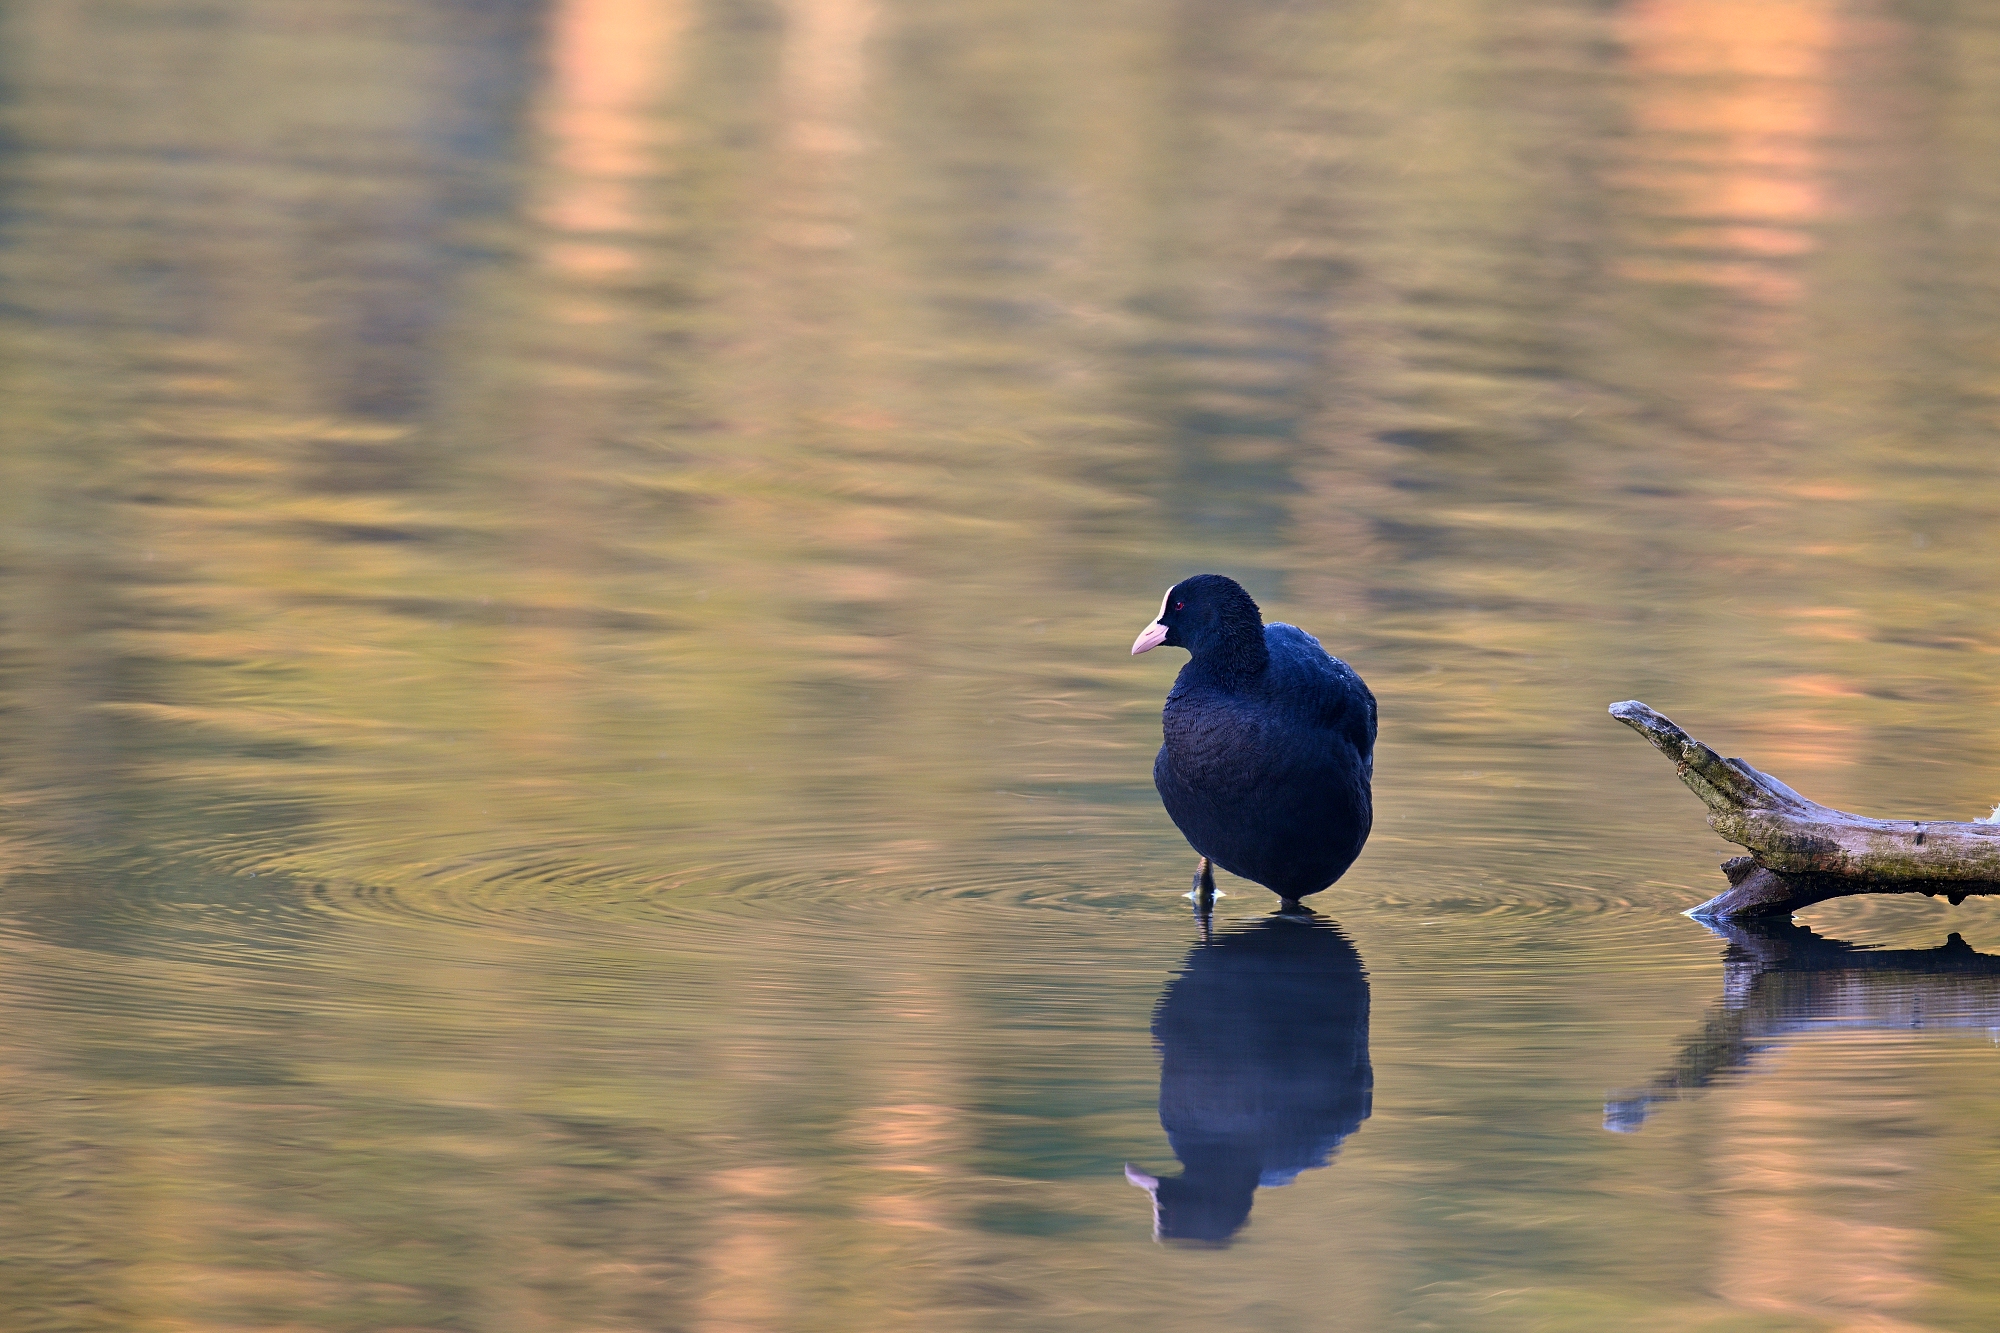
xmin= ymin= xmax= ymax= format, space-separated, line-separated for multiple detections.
xmin=4 ymin=0 xmax=2000 ymax=1327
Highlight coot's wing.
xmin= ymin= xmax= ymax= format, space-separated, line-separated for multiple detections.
xmin=1265 ymin=624 xmax=1375 ymax=764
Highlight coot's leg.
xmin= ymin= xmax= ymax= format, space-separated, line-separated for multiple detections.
xmin=1279 ymin=896 xmax=1304 ymax=914
xmin=1192 ymin=856 xmax=1216 ymax=940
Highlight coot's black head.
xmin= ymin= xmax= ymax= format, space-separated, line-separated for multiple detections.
xmin=1131 ymin=574 xmax=1266 ymax=670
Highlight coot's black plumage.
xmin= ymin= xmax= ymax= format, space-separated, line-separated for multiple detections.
xmin=1131 ymin=574 xmax=1376 ymax=905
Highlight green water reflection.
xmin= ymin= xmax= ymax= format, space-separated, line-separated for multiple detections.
xmin=4 ymin=0 xmax=2000 ymax=1326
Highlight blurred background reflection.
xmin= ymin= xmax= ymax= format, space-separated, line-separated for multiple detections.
xmin=3 ymin=0 xmax=2000 ymax=1327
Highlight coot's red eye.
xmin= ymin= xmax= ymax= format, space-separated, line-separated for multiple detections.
xmin=1174 ymin=602 xmax=1184 ymax=610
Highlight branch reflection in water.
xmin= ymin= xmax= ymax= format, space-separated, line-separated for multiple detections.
xmin=1126 ymin=911 xmax=1371 ymax=1245
xmin=1607 ymin=919 xmax=2000 ymax=1132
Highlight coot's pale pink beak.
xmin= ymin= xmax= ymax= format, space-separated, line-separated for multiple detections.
xmin=1131 ymin=620 xmax=1169 ymax=655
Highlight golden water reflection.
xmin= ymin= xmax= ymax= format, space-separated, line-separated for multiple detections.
xmin=2 ymin=0 xmax=2000 ymax=1327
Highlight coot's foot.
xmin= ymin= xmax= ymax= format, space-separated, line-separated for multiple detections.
xmin=1192 ymin=857 xmax=1216 ymax=942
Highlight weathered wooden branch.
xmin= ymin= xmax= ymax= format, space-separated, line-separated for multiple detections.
xmin=1610 ymin=700 xmax=2000 ymax=918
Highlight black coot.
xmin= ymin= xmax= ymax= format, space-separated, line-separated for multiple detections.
xmin=1131 ymin=574 xmax=1376 ymax=906
xmin=1124 ymin=911 xmax=1372 ymax=1244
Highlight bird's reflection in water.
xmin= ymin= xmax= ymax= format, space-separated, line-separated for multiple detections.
xmin=1126 ymin=910 xmax=1371 ymax=1244
xmin=1608 ymin=917 xmax=2000 ymax=1132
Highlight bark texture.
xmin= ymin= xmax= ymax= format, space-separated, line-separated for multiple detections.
xmin=1609 ymin=700 xmax=2000 ymax=918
